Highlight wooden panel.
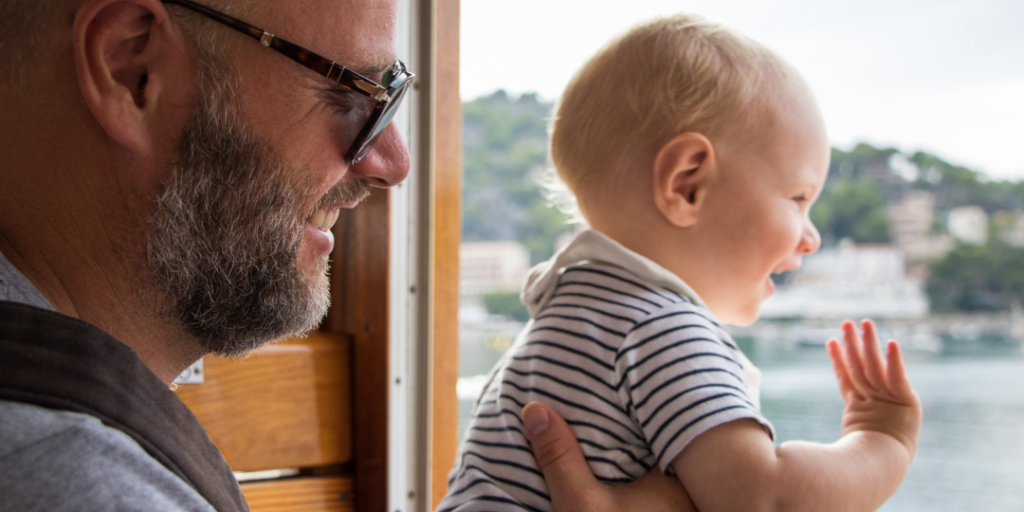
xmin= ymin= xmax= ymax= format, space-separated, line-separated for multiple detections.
xmin=241 ymin=476 xmax=354 ymax=512
xmin=176 ymin=332 xmax=352 ymax=472
xmin=329 ymin=190 xmax=390 ymax=512
xmin=431 ymin=0 xmax=462 ymax=508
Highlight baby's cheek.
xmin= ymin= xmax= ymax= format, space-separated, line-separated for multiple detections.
xmin=777 ymin=213 xmax=806 ymax=248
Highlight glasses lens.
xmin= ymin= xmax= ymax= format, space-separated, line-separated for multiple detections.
xmin=351 ymin=76 xmax=413 ymax=163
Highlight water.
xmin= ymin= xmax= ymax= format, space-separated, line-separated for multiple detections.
xmin=457 ymin=319 xmax=1024 ymax=511
xmin=761 ymin=355 xmax=1024 ymax=512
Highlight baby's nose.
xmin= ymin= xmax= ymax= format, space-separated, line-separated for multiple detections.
xmin=799 ymin=221 xmax=821 ymax=255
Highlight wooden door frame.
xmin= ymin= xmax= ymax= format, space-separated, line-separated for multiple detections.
xmin=429 ymin=0 xmax=461 ymax=508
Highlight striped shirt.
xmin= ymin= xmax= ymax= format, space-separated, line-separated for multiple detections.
xmin=438 ymin=232 xmax=773 ymax=512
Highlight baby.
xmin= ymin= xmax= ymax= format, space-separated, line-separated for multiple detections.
xmin=439 ymin=13 xmax=922 ymax=512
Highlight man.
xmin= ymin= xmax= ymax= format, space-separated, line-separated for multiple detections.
xmin=0 ymin=0 xmax=693 ymax=510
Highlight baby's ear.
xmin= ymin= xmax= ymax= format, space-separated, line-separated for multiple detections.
xmin=652 ymin=133 xmax=715 ymax=228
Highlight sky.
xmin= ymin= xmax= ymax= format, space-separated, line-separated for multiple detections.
xmin=460 ymin=0 xmax=1024 ymax=179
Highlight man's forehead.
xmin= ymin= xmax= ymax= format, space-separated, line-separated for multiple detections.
xmin=248 ymin=0 xmax=398 ymax=74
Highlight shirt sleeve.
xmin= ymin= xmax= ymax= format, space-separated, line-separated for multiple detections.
xmin=614 ymin=303 xmax=774 ymax=474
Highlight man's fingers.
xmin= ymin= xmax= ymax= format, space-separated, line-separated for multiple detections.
xmin=522 ymin=402 xmax=599 ymax=508
xmin=522 ymin=402 xmax=695 ymax=512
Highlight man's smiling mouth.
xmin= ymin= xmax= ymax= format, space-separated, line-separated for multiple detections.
xmin=303 ymin=176 xmax=372 ymax=232
xmin=307 ymin=206 xmax=340 ymax=231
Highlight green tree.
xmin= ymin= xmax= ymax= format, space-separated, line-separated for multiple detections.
xmin=928 ymin=238 xmax=1024 ymax=312
xmin=826 ymin=143 xmax=1024 ymax=214
xmin=462 ymin=91 xmax=573 ymax=263
xmin=910 ymin=151 xmax=1024 ymax=213
xmin=827 ymin=144 xmax=903 ymax=200
xmin=482 ymin=291 xmax=530 ymax=322
xmin=811 ymin=176 xmax=891 ymax=245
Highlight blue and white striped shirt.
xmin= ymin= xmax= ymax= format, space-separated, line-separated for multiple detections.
xmin=439 ymin=231 xmax=773 ymax=512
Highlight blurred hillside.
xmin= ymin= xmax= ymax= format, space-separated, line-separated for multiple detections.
xmin=461 ymin=90 xmax=1024 ymax=313
xmin=462 ymin=91 xmax=573 ymax=264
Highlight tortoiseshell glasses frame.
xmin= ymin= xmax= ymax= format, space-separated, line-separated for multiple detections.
xmin=162 ymin=0 xmax=415 ymax=164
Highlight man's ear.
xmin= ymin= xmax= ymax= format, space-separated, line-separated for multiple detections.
xmin=74 ymin=0 xmax=184 ymax=155
xmin=652 ymin=132 xmax=716 ymax=228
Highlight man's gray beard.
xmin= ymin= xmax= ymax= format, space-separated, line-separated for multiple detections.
xmin=146 ymin=67 xmax=369 ymax=357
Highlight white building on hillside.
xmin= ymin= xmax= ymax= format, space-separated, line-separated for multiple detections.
xmin=459 ymin=240 xmax=530 ymax=296
xmin=995 ymin=210 xmax=1024 ymax=247
xmin=887 ymin=190 xmax=953 ymax=269
xmin=948 ymin=206 xmax=988 ymax=245
xmin=761 ymin=241 xmax=929 ymax=319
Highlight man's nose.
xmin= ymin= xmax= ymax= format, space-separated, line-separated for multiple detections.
xmin=349 ymin=123 xmax=411 ymax=188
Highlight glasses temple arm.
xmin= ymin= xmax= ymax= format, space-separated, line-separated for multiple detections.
xmin=162 ymin=0 xmax=388 ymax=101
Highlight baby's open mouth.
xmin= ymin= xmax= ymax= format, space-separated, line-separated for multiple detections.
xmin=307 ymin=206 xmax=340 ymax=231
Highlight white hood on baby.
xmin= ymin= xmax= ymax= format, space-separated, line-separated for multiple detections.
xmin=520 ymin=229 xmax=707 ymax=318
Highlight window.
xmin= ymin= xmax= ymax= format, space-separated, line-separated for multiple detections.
xmin=456 ymin=2 xmax=1024 ymax=510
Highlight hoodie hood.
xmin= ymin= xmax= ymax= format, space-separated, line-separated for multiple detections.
xmin=521 ymin=229 xmax=707 ymax=318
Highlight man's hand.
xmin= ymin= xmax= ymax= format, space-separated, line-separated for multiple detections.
xmin=827 ymin=319 xmax=923 ymax=458
xmin=522 ymin=402 xmax=696 ymax=512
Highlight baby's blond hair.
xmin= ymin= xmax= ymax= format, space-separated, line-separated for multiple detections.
xmin=550 ymin=14 xmax=803 ymax=200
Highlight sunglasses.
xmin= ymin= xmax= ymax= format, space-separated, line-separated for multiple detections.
xmin=162 ymin=0 xmax=415 ymax=164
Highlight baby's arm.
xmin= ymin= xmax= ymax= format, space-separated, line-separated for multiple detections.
xmin=671 ymin=319 xmax=922 ymax=512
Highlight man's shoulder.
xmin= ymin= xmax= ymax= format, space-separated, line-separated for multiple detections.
xmin=0 ymin=400 xmax=215 ymax=512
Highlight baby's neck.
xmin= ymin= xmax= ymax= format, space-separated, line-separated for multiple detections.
xmin=586 ymin=215 xmax=685 ymax=280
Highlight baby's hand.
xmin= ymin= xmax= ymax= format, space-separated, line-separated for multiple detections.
xmin=826 ymin=319 xmax=923 ymax=458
